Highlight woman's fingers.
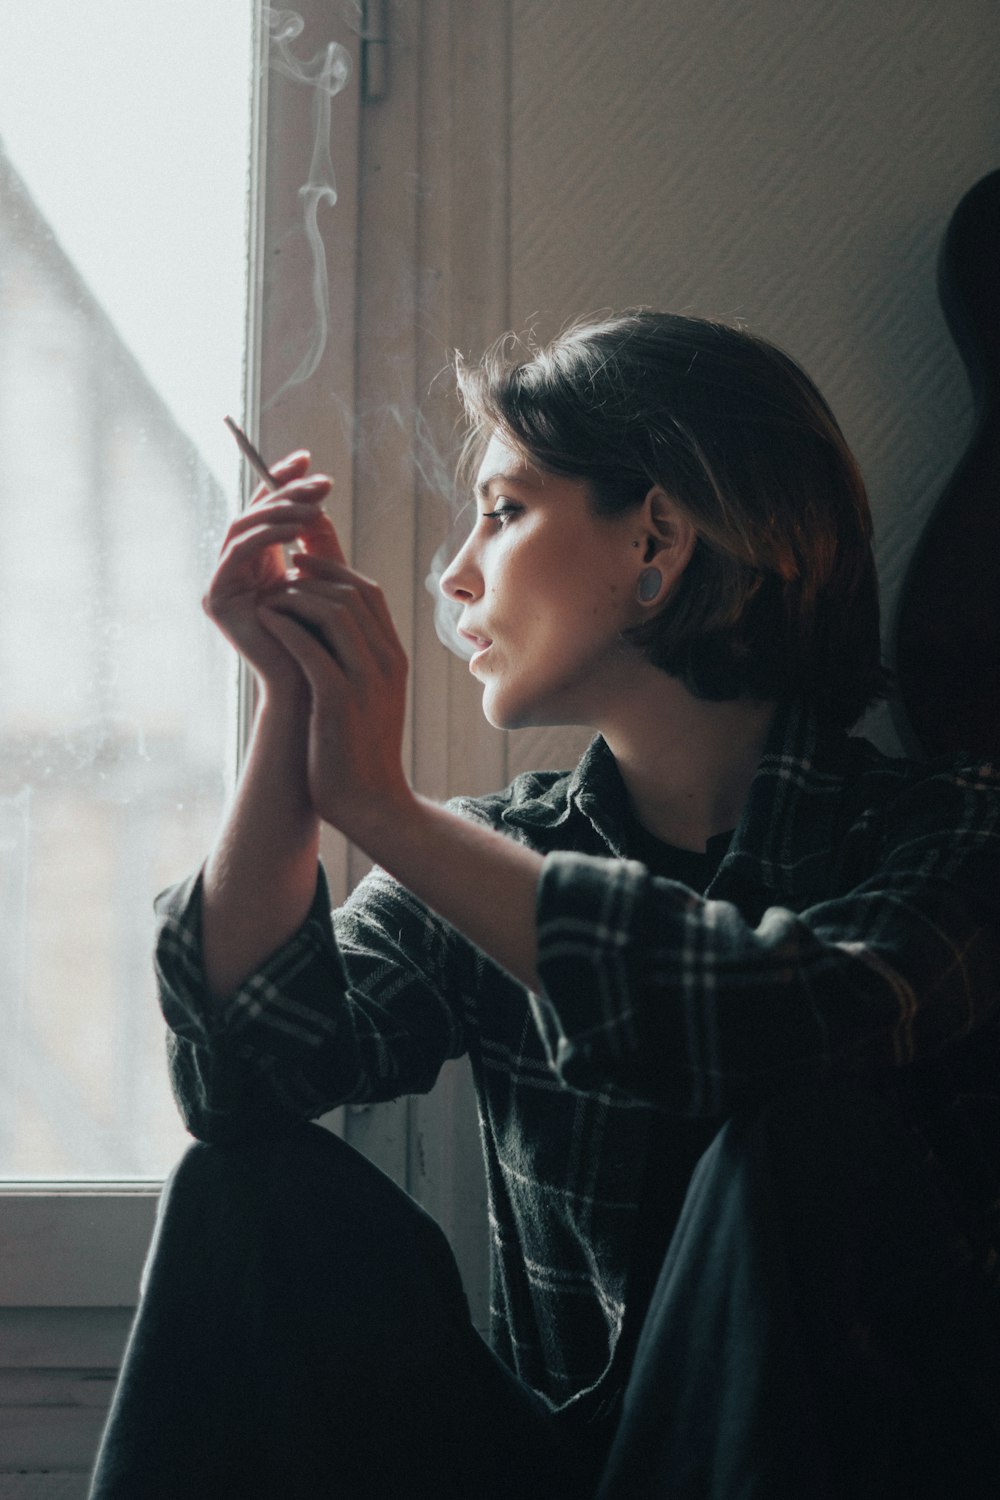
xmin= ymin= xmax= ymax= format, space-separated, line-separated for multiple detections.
xmin=254 ymin=555 xmax=410 ymax=838
xmin=231 ymin=471 xmax=347 ymax=566
xmin=213 ymin=520 xmax=311 ymax=580
xmin=247 ymin=472 xmax=331 ymax=515
xmin=256 ymin=602 xmax=354 ymax=696
xmin=219 ymin=486 xmax=339 ymax=561
xmin=286 ymin=554 xmax=386 ymax=626
xmin=298 ymin=517 xmax=347 ymax=567
xmin=225 ymin=493 xmax=332 ymax=543
xmin=279 ymin=568 xmax=405 ymax=672
xmin=204 ymin=523 xmax=306 ymax=621
xmin=248 ymin=448 xmax=312 ymax=504
xmin=260 ymin=588 xmax=381 ymax=685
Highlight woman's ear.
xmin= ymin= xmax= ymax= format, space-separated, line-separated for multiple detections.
xmin=633 ymin=487 xmax=697 ymax=606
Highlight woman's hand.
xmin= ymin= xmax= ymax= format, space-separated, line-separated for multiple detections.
xmin=256 ymin=552 xmax=414 ymax=846
xmin=203 ymin=451 xmax=342 ymax=695
xmin=258 ymin=550 xmax=544 ymax=993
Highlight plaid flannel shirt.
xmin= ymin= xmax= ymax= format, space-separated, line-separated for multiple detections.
xmin=156 ymin=702 xmax=1000 ymax=1410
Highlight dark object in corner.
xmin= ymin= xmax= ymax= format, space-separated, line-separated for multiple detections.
xmin=893 ymin=169 xmax=1000 ymax=758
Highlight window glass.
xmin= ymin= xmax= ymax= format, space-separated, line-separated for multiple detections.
xmin=0 ymin=3 xmax=252 ymax=1177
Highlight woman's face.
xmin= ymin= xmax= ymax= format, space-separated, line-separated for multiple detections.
xmin=439 ymin=435 xmax=647 ymax=729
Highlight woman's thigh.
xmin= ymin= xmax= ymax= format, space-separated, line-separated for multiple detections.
xmin=91 ymin=1124 xmax=590 ymax=1500
xmin=599 ymin=1082 xmax=1000 ymax=1500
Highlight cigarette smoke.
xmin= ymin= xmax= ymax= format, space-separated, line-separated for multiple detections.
xmin=427 ymin=527 xmax=475 ymax=661
xmin=260 ymin=12 xmax=473 ymax=663
xmin=352 ymin=397 xmax=475 ymax=661
xmin=408 ymin=406 xmax=474 ymax=662
xmin=262 ymin=7 xmax=352 ymax=409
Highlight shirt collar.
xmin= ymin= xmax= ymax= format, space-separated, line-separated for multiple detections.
xmin=500 ymin=701 xmax=853 ymax=902
xmin=498 ymin=735 xmax=633 ymax=852
xmin=723 ymin=700 xmax=851 ymax=901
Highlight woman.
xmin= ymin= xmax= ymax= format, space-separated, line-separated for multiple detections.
xmin=91 ymin=312 xmax=1000 ymax=1498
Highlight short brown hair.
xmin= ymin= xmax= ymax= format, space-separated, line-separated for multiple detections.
xmin=456 ymin=310 xmax=886 ymax=727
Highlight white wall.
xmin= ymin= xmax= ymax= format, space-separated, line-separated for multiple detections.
xmin=500 ymin=0 xmax=999 ymax=768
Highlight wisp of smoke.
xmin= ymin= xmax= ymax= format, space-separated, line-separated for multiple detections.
xmin=259 ymin=13 xmax=474 ymax=663
xmin=262 ymin=8 xmax=352 ymax=410
xmin=405 ymin=405 xmax=474 ymax=662
xmin=427 ymin=527 xmax=475 ymax=661
xmin=355 ymin=399 xmax=475 ymax=662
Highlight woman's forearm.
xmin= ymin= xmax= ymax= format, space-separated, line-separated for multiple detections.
xmin=201 ymin=681 xmax=321 ymax=1001
xmin=355 ymin=793 xmax=544 ymax=992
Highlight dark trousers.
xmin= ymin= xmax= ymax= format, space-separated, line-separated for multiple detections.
xmin=89 ymin=1085 xmax=1000 ymax=1499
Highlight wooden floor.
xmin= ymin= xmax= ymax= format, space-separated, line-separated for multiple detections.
xmin=0 ymin=1479 xmax=91 ymax=1499
xmin=0 ymin=1306 xmax=129 ymax=1498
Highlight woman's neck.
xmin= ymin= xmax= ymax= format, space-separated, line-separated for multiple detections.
xmin=598 ymin=673 xmax=776 ymax=852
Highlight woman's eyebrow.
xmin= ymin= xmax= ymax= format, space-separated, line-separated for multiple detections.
xmin=475 ymin=470 xmax=540 ymax=502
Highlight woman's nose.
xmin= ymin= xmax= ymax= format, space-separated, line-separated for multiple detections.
xmin=438 ymin=541 xmax=481 ymax=602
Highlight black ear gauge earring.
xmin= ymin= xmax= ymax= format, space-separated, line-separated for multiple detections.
xmin=637 ymin=567 xmax=662 ymax=602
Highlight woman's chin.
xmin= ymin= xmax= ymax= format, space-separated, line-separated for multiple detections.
xmin=482 ymin=700 xmax=519 ymax=731
xmin=480 ymin=684 xmax=530 ymax=731
xmin=481 ymin=677 xmax=594 ymax=733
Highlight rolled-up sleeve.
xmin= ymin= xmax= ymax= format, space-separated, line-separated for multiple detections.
xmin=156 ymin=862 xmax=471 ymax=1143
xmin=533 ymin=761 xmax=1000 ymax=1113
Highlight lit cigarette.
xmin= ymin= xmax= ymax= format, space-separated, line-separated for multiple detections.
xmin=224 ymin=415 xmax=278 ymax=489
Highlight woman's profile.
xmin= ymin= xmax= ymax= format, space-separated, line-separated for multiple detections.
xmin=90 ymin=312 xmax=1000 ymax=1498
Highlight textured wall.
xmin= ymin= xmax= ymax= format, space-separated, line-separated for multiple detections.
xmin=504 ymin=0 xmax=999 ymax=764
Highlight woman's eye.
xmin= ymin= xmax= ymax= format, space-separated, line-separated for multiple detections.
xmin=482 ymin=502 xmax=520 ymax=527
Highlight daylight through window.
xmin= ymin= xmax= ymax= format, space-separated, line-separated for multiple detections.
xmin=0 ymin=3 xmax=253 ymax=1178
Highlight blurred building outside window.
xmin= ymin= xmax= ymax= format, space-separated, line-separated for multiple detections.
xmin=0 ymin=3 xmax=253 ymax=1179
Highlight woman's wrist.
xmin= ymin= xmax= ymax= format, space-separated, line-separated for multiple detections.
xmin=226 ymin=672 xmax=319 ymax=849
xmin=254 ymin=667 xmax=311 ymax=720
xmin=336 ymin=782 xmax=423 ymax=863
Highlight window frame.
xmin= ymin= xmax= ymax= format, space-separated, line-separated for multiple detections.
xmin=0 ymin=0 xmax=359 ymax=1380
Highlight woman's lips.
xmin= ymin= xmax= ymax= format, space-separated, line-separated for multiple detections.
xmin=459 ymin=628 xmax=493 ymax=669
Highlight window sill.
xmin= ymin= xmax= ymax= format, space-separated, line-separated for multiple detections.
xmin=0 ymin=1191 xmax=158 ymax=1308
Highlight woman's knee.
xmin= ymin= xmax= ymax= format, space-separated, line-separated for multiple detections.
xmin=717 ymin=1080 xmax=966 ymax=1297
xmin=730 ymin=1079 xmax=912 ymax=1190
xmin=157 ymin=1126 xmax=327 ymax=1233
xmin=155 ymin=1123 xmax=467 ymax=1318
xmin=162 ymin=1122 xmax=412 ymax=1226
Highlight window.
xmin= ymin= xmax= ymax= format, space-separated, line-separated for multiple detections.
xmin=0 ymin=1 xmax=265 ymax=1481
xmin=0 ymin=2 xmax=252 ymax=1182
